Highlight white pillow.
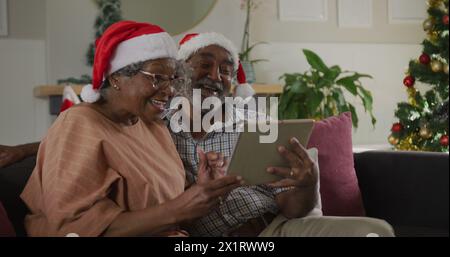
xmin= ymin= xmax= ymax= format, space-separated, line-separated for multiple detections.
xmin=305 ymin=147 xmax=323 ymax=217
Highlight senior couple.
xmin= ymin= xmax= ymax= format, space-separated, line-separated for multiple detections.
xmin=1 ymin=21 xmax=394 ymax=237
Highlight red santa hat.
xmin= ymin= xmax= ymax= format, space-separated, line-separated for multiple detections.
xmin=235 ymin=61 xmax=255 ymax=99
xmin=81 ymin=20 xmax=178 ymax=103
xmin=60 ymin=86 xmax=81 ymax=113
xmin=178 ymin=32 xmax=255 ymax=98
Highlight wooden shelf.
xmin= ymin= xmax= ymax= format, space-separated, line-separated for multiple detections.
xmin=252 ymin=84 xmax=284 ymax=94
xmin=34 ymin=85 xmax=84 ymax=97
xmin=34 ymin=84 xmax=284 ymax=97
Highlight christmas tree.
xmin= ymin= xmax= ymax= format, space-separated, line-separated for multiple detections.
xmin=58 ymin=0 xmax=122 ymax=84
xmin=389 ymin=0 xmax=449 ymax=153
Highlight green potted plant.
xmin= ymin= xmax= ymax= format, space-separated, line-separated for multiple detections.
xmin=278 ymin=49 xmax=376 ymax=128
xmin=239 ymin=0 xmax=267 ymax=84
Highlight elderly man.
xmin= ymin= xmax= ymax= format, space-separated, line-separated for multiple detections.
xmin=170 ymin=32 xmax=320 ymax=236
xmin=1 ymin=31 xmax=394 ymax=237
xmin=169 ymin=32 xmax=394 ymax=237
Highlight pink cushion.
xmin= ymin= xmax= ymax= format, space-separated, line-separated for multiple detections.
xmin=307 ymin=112 xmax=365 ymax=216
xmin=0 ymin=201 xmax=15 ymax=237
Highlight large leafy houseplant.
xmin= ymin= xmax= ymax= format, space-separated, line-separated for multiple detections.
xmin=278 ymin=49 xmax=376 ymax=128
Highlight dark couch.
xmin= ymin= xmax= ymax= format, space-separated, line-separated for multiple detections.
xmin=0 ymin=151 xmax=448 ymax=237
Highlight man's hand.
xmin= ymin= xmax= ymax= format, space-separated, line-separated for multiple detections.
xmin=266 ymin=137 xmax=318 ymax=188
xmin=0 ymin=145 xmax=27 ymax=168
xmin=266 ymin=137 xmax=318 ymax=218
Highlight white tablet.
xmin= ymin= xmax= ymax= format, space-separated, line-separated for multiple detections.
xmin=227 ymin=119 xmax=314 ymax=185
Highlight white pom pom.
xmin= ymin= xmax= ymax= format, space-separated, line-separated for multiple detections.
xmin=80 ymin=84 xmax=101 ymax=103
xmin=235 ymin=83 xmax=255 ymax=99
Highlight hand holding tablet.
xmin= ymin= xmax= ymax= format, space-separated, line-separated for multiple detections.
xmin=227 ymin=119 xmax=315 ymax=186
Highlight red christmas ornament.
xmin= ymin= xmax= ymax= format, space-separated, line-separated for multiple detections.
xmin=419 ymin=53 xmax=431 ymax=65
xmin=443 ymin=15 xmax=449 ymax=26
xmin=391 ymin=123 xmax=403 ymax=133
xmin=403 ymin=75 xmax=415 ymax=88
xmin=440 ymin=135 xmax=449 ymax=147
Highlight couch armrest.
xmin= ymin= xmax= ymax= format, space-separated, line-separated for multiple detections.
xmin=354 ymin=150 xmax=449 ymax=231
xmin=0 ymin=156 xmax=36 ymax=236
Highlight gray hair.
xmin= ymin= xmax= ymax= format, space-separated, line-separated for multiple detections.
xmin=99 ymin=61 xmax=146 ymax=100
xmin=172 ymin=61 xmax=193 ymax=99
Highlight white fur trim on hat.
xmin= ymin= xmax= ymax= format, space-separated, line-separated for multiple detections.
xmin=80 ymin=84 xmax=101 ymax=103
xmin=178 ymin=32 xmax=239 ymax=70
xmin=108 ymin=32 xmax=178 ymax=75
xmin=235 ymin=83 xmax=255 ymax=99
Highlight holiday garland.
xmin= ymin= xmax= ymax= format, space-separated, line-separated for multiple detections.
xmin=389 ymin=0 xmax=449 ymax=152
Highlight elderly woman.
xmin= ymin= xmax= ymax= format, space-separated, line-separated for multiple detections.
xmin=20 ymin=21 xmax=242 ymax=237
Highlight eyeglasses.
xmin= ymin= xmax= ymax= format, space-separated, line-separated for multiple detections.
xmin=139 ymin=70 xmax=182 ymax=90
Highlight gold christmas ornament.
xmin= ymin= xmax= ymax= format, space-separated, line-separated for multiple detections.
xmin=431 ymin=60 xmax=443 ymax=72
xmin=407 ymin=87 xmax=418 ymax=106
xmin=396 ymin=134 xmax=420 ymax=151
xmin=408 ymin=97 xmax=417 ymax=107
xmin=407 ymin=87 xmax=417 ymax=96
xmin=419 ymin=127 xmax=433 ymax=139
xmin=423 ymin=18 xmax=434 ymax=31
xmin=388 ymin=135 xmax=399 ymax=145
xmin=428 ymin=31 xmax=439 ymax=43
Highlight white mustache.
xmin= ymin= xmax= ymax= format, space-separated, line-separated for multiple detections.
xmin=195 ymin=79 xmax=223 ymax=92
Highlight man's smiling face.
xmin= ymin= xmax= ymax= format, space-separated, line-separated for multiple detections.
xmin=187 ymin=45 xmax=234 ymax=106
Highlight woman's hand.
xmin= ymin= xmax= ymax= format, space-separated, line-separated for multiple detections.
xmin=174 ymin=175 xmax=243 ymax=222
xmin=266 ymin=137 xmax=318 ymax=188
xmin=197 ymin=148 xmax=228 ymax=183
xmin=172 ymin=148 xmax=242 ymax=222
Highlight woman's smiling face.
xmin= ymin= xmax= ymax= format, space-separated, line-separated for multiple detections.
xmin=113 ymin=58 xmax=177 ymax=124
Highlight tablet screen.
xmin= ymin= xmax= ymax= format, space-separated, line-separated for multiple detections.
xmin=227 ymin=119 xmax=314 ymax=185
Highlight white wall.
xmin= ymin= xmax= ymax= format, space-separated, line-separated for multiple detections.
xmin=0 ymin=0 xmax=48 ymax=145
xmin=4 ymin=0 xmax=46 ymax=40
xmin=45 ymin=0 xmax=97 ymax=84
xmin=0 ymin=39 xmax=48 ymax=145
xmin=251 ymin=0 xmax=424 ymax=44
xmin=172 ymin=0 xmax=245 ymax=45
